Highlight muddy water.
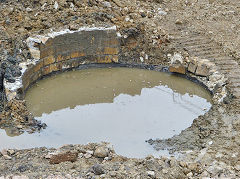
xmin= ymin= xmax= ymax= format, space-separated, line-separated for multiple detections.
xmin=0 ymin=68 xmax=212 ymax=158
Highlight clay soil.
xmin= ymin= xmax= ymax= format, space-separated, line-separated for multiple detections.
xmin=0 ymin=0 xmax=240 ymax=178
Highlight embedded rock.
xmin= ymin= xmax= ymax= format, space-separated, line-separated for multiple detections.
xmin=187 ymin=57 xmax=198 ymax=73
xmin=91 ymin=164 xmax=105 ymax=175
xmin=169 ymin=53 xmax=186 ymax=74
xmin=169 ymin=65 xmax=186 ymax=74
xmin=170 ymin=53 xmax=183 ymax=65
xmin=94 ymin=146 xmax=109 ymax=158
xmin=49 ymin=151 xmax=78 ymax=164
xmin=195 ymin=59 xmax=215 ymax=77
xmin=187 ymin=57 xmax=215 ymax=77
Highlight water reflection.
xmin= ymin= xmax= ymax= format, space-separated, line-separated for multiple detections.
xmin=0 ymin=68 xmax=212 ymax=158
xmin=25 ymin=68 xmax=212 ymax=117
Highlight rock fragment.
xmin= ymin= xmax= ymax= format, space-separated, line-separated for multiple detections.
xmin=169 ymin=53 xmax=186 ymax=74
xmin=0 ymin=149 xmax=12 ymax=160
xmin=91 ymin=164 xmax=105 ymax=175
xmin=147 ymin=171 xmax=156 ymax=178
xmin=169 ymin=65 xmax=186 ymax=74
xmin=94 ymin=146 xmax=109 ymax=158
xmin=187 ymin=57 xmax=215 ymax=77
xmin=195 ymin=59 xmax=215 ymax=76
xmin=49 ymin=151 xmax=78 ymax=164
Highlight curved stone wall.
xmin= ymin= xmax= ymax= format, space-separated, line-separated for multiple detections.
xmin=3 ymin=26 xmax=227 ymax=105
xmin=4 ymin=26 xmax=119 ymax=101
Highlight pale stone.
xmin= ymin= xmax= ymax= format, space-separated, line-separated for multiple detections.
xmin=147 ymin=171 xmax=155 ymax=178
xmin=54 ymin=1 xmax=59 ymax=10
xmin=209 ymin=72 xmax=223 ymax=82
xmin=235 ymin=164 xmax=240 ymax=171
xmin=86 ymin=150 xmax=93 ymax=155
xmin=16 ymin=125 xmax=23 ymax=129
xmin=162 ymin=169 xmax=168 ymax=174
xmin=12 ymin=176 xmax=29 ymax=179
xmin=170 ymin=53 xmax=183 ymax=65
xmin=201 ymin=170 xmax=209 ymax=177
xmin=84 ymin=153 xmax=92 ymax=159
xmin=29 ymin=48 xmax=40 ymax=59
xmin=94 ymin=146 xmax=109 ymax=158
xmin=45 ymin=151 xmax=60 ymax=159
xmin=169 ymin=53 xmax=186 ymax=74
xmin=179 ymin=161 xmax=187 ymax=167
xmin=1 ymin=149 xmax=8 ymax=156
xmin=187 ymin=172 xmax=193 ymax=177
xmin=187 ymin=162 xmax=198 ymax=171
xmin=102 ymin=1 xmax=112 ymax=8
xmin=7 ymin=149 xmax=15 ymax=155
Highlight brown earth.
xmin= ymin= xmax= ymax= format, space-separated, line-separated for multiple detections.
xmin=0 ymin=0 xmax=240 ymax=178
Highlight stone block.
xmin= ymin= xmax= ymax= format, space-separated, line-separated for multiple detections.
xmin=169 ymin=65 xmax=186 ymax=74
xmin=56 ymin=54 xmax=64 ymax=62
xmin=29 ymin=48 xmax=40 ymax=60
xmin=44 ymin=37 xmax=53 ymax=46
xmin=98 ymin=56 xmax=112 ymax=63
xmin=22 ymin=67 xmax=33 ymax=80
xmin=187 ymin=57 xmax=198 ymax=73
xmin=188 ymin=62 xmax=197 ymax=73
xmin=195 ymin=60 xmax=215 ymax=77
xmin=33 ymin=60 xmax=43 ymax=73
xmin=22 ymin=78 xmax=30 ymax=92
xmin=43 ymin=55 xmax=55 ymax=66
xmin=42 ymin=63 xmax=61 ymax=76
xmin=42 ymin=65 xmax=51 ymax=76
xmin=82 ymin=55 xmax=97 ymax=63
xmin=40 ymin=47 xmax=54 ymax=59
xmin=30 ymin=70 xmax=42 ymax=83
xmin=104 ymin=39 xmax=119 ymax=47
xmin=170 ymin=53 xmax=183 ymax=65
xmin=55 ymin=52 xmax=71 ymax=62
xmin=70 ymin=51 xmax=85 ymax=59
xmin=69 ymin=60 xmax=79 ymax=68
xmin=50 ymin=63 xmax=61 ymax=73
xmin=22 ymin=65 xmax=35 ymax=89
xmin=104 ymin=47 xmax=118 ymax=55
xmin=111 ymin=55 xmax=118 ymax=63
xmin=195 ymin=64 xmax=209 ymax=76
xmin=62 ymin=59 xmax=81 ymax=69
xmin=49 ymin=151 xmax=78 ymax=164
xmin=5 ymin=89 xmax=17 ymax=101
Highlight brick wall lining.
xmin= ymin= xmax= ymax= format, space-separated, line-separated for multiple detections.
xmin=4 ymin=27 xmax=119 ymax=101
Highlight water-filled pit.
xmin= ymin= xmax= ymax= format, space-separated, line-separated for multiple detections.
xmin=0 ymin=67 xmax=212 ymax=158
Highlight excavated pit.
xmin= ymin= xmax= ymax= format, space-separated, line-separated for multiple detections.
xmin=0 ymin=67 xmax=212 ymax=158
xmin=1 ymin=1 xmax=240 ymax=177
xmin=0 ymin=27 xmax=230 ymax=160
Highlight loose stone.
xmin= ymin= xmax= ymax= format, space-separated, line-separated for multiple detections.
xmin=147 ymin=171 xmax=156 ymax=178
xmin=91 ymin=164 xmax=105 ymax=175
xmin=49 ymin=151 xmax=78 ymax=164
xmin=94 ymin=146 xmax=109 ymax=158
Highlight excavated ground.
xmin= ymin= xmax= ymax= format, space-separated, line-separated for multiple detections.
xmin=0 ymin=0 xmax=240 ymax=178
